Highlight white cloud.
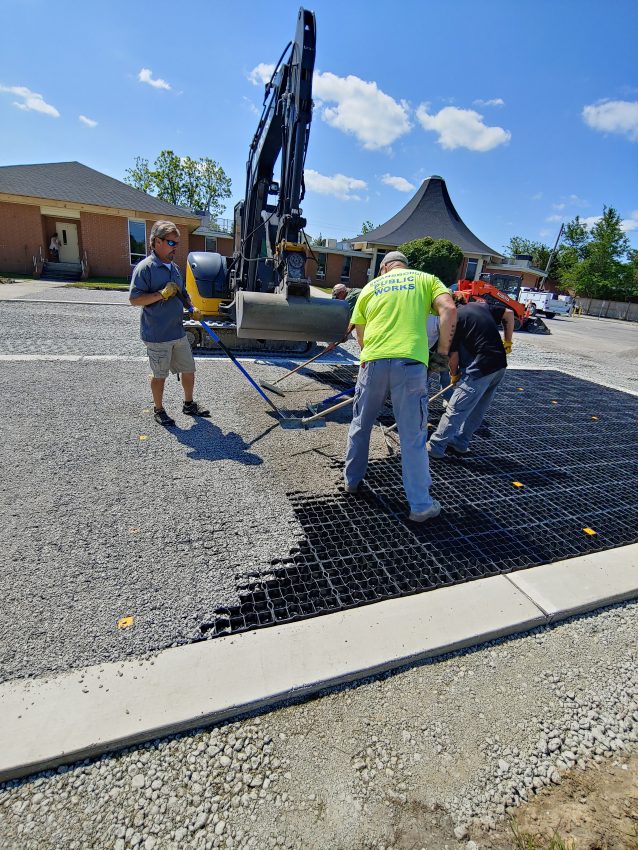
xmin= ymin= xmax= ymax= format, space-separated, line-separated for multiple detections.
xmin=473 ymin=97 xmax=505 ymax=107
xmin=248 ymin=63 xmax=275 ymax=86
xmin=545 ymin=214 xmax=563 ymax=223
xmin=381 ymin=174 xmax=415 ymax=192
xmin=552 ymin=202 xmax=566 ymax=211
xmin=416 ymin=104 xmax=511 ymax=151
xmin=304 ymin=169 xmax=367 ymax=201
xmin=242 ymin=96 xmax=259 ymax=116
xmin=138 ymin=68 xmax=171 ymax=90
xmin=531 ymin=192 xmax=543 ymax=201
xmin=79 ymin=114 xmax=97 ymax=128
xmin=247 ymin=65 xmax=411 ymax=150
xmin=580 ymin=215 xmax=603 ymax=230
xmin=313 ymin=72 xmax=411 ymax=151
xmin=0 ymin=84 xmax=59 ymax=117
xmin=582 ymin=99 xmax=638 ymax=141
xmin=621 ymin=211 xmax=638 ymax=232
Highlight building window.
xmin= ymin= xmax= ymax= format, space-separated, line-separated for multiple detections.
xmin=340 ymin=255 xmax=351 ymax=282
xmin=129 ymin=219 xmax=146 ymax=265
xmin=465 ymin=258 xmax=478 ymax=280
xmin=315 ymin=253 xmax=326 ymax=280
xmin=205 ymin=236 xmax=217 ymax=252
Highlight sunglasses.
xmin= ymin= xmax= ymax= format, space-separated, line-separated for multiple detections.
xmin=162 ymin=238 xmax=179 ymax=247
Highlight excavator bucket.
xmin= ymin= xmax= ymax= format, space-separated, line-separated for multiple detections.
xmin=522 ymin=316 xmax=551 ymax=334
xmin=235 ymin=291 xmax=351 ymax=343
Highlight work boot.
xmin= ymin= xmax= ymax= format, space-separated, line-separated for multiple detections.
xmin=154 ymin=407 xmax=175 ymax=427
xmin=344 ymin=481 xmax=360 ymax=494
xmin=426 ymin=441 xmax=445 ymax=460
xmin=447 ymin=444 xmax=471 ymax=456
xmin=409 ymin=500 xmax=442 ymax=523
xmin=183 ymin=400 xmax=211 ymax=417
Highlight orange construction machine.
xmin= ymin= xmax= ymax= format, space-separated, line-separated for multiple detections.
xmin=457 ymin=274 xmax=550 ymax=334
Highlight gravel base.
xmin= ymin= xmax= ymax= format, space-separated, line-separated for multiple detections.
xmin=1 ymin=306 xmax=636 ymax=686
xmin=1 ymin=303 xmax=637 ymax=847
xmin=1 ymin=601 xmax=636 ymax=848
xmin=0 ymin=356 xmax=337 ymax=684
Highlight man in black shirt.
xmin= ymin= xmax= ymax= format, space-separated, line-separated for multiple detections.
xmin=428 ymin=300 xmax=513 ymax=457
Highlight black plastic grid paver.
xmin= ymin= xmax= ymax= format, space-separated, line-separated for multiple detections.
xmin=198 ymin=370 xmax=638 ymax=638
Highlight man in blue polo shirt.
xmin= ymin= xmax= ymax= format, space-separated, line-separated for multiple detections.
xmin=129 ymin=220 xmax=210 ymax=427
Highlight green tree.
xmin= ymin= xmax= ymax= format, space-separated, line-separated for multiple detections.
xmin=311 ymin=233 xmax=326 ymax=246
xmin=124 ymin=150 xmax=232 ymax=216
xmin=398 ymin=237 xmax=463 ymax=285
xmin=505 ymin=236 xmax=552 ymax=271
xmin=557 ymin=216 xmax=590 ymax=274
xmin=361 ymin=220 xmax=376 ymax=235
xmin=124 ymin=157 xmax=155 ymax=194
xmin=560 ymin=207 xmax=632 ymax=298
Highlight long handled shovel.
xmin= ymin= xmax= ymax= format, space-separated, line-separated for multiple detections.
xmin=196 ymin=316 xmax=304 ymax=429
xmin=300 ymin=395 xmax=354 ymax=426
xmin=260 ymin=347 xmax=334 ymax=397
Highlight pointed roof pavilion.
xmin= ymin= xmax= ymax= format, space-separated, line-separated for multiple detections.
xmin=354 ymin=175 xmax=502 ymax=258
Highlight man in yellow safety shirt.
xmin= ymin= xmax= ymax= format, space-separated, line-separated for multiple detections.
xmin=344 ymin=251 xmax=456 ymax=522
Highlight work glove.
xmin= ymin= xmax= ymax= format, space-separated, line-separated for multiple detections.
xmin=449 ymin=372 xmax=461 ymax=385
xmin=159 ymin=282 xmax=179 ymax=300
xmin=191 ymin=308 xmax=204 ymax=321
xmin=503 ymin=340 xmax=513 ymax=355
xmin=429 ymin=351 xmax=450 ymax=373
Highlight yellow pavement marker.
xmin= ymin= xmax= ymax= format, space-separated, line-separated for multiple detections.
xmin=117 ymin=616 xmax=134 ymax=630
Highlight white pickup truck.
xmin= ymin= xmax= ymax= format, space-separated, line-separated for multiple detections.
xmin=518 ymin=288 xmax=571 ymax=318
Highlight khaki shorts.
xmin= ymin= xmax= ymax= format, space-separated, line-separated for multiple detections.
xmin=146 ymin=336 xmax=195 ymax=379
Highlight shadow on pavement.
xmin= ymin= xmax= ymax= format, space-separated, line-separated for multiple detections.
xmin=172 ymin=418 xmax=263 ymax=465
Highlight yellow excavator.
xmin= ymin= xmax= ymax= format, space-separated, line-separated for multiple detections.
xmin=183 ymin=8 xmax=350 ymax=353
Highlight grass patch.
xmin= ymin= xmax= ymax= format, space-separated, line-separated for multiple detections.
xmin=510 ymin=820 xmax=574 ymax=850
xmin=67 ymin=278 xmax=129 ymax=291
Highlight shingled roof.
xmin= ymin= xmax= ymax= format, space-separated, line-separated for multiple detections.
xmin=0 ymin=161 xmax=197 ymax=219
xmin=357 ymin=175 xmax=502 ymax=257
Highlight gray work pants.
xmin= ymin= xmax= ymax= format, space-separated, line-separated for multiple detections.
xmin=344 ymin=358 xmax=434 ymax=513
xmin=428 ymin=368 xmax=506 ymax=456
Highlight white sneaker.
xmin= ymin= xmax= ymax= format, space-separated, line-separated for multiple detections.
xmin=409 ymin=500 xmax=442 ymax=523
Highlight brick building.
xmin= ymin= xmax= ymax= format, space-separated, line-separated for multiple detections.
xmin=1 ymin=163 xmax=532 ymax=292
xmin=0 ymin=161 xmax=201 ymax=279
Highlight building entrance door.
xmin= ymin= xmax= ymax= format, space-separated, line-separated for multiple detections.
xmin=56 ymin=222 xmax=80 ymax=263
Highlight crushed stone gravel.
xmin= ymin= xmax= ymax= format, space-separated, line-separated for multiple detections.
xmin=0 ymin=601 xmax=636 ymax=848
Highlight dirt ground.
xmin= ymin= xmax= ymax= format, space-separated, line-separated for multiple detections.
xmin=474 ymin=751 xmax=638 ymax=850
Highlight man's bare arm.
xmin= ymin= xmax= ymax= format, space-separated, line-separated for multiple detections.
xmin=354 ymin=323 xmax=365 ymax=349
xmin=433 ymin=293 xmax=457 ymax=354
xmin=502 ymin=308 xmax=515 ymax=343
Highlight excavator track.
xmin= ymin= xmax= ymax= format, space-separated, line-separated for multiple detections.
xmin=522 ymin=316 xmax=551 ymax=335
xmin=184 ymin=320 xmax=312 ymax=355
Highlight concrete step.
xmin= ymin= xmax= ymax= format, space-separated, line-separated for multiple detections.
xmin=42 ymin=261 xmax=82 ymax=281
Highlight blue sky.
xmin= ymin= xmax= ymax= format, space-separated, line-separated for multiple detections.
xmin=2 ymin=0 xmax=637 ymax=253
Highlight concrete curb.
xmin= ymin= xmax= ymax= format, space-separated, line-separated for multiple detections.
xmin=1 ymin=545 xmax=637 ymax=783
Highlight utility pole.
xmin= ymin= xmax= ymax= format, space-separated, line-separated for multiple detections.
xmin=541 ymin=224 xmax=564 ymax=291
